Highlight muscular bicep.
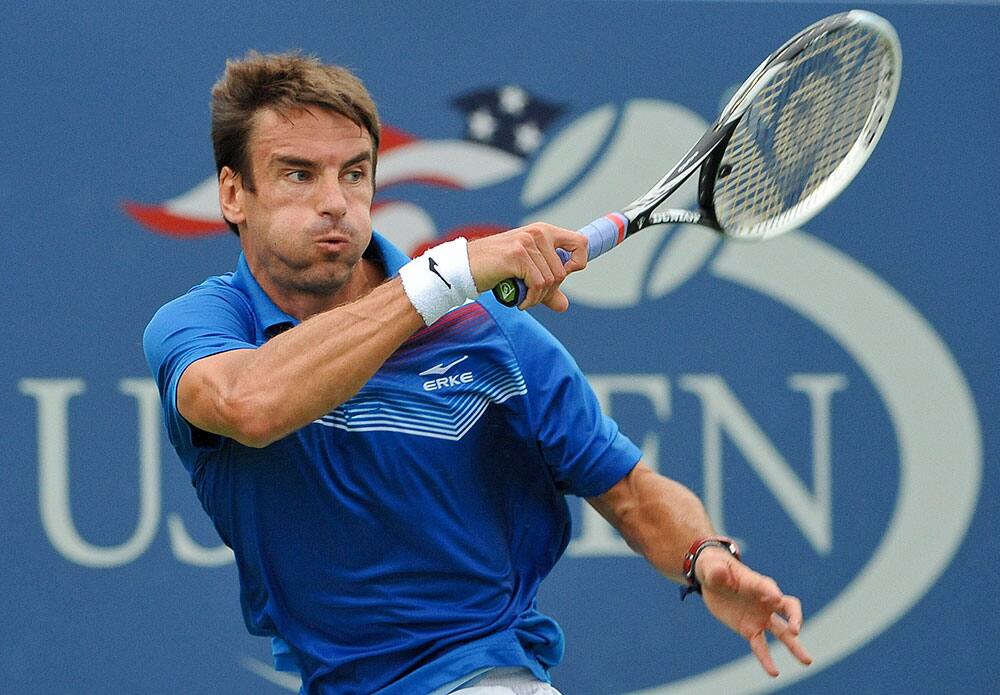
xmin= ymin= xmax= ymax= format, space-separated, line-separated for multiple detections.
xmin=176 ymin=348 xmax=259 ymax=444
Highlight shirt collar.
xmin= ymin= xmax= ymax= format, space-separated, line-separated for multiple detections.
xmin=371 ymin=229 xmax=412 ymax=277
xmin=230 ymin=231 xmax=411 ymax=338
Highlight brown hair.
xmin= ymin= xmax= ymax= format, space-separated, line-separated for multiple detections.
xmin=210 ymin=51 xmax=381 ymax=234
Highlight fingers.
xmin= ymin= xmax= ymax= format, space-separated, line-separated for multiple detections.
xmin=517 ymin=223 xmax=587 ymax=310
xmin=779 ymin=594 xmax=804 ymax=635
xmin=541 ymin=289 xmax=571 ymax=313
xmin=700 ymin=556 xmax=813 ymax=677
xmin=519 ymin=236 xmax=564 ymax=309
xmin=750 ymin=598 xmax=813 ymax=677
xmin=749 ymin=632 xmax=780 ymax=678
xmin=769 ymin=613 xmax=814 ymax=667
xmin=760 ymin=591 xmax=813 ymax=672
xmin=749 ymin=614 xmax=813 ymax=678
xmin=561 ymin=232 xmax=589 ymax=273
xmin=467 ymin=223 xmax=588 ymax=311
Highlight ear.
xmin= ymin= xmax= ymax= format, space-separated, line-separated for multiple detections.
xmin=218 ymin=166 xmax=247 ymax=228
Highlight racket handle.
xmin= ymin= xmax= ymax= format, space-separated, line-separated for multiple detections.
xmin=492 ymin=213 xmax=628 ymax=307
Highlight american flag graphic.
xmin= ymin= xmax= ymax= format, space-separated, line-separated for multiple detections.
xmin=123 ymin=85 xmax=565 ymax=256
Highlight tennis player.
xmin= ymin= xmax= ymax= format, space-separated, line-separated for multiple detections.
xmin=143 ymin=51 xmax=812 ymax=694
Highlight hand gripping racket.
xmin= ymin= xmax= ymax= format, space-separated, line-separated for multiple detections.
xmin=492 ymin=10 xmax=901 ymax=307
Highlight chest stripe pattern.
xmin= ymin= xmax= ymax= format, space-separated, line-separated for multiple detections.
xmin=313 ymin=358 xmax=526 ymax=440
xmin=312 ymin=304 xmax=527 ymax=441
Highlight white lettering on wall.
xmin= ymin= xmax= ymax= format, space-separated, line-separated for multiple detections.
xmin=20 ymin=373 xmax=844 ymax=567
xmin=18 ymin=377 xmax=233 ymax=568
xmin=679 ymin=373 xmax=846 ymax=554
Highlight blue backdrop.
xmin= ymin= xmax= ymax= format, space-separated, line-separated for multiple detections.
xmin=3 ymin=1 xmax=996 ymax=693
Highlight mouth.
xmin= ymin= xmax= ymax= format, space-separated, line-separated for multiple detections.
xmin=314 ymin=235 xmax=351 ymax=253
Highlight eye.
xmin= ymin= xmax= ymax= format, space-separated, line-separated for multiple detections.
xmin=343 ymin=170 xmax=365 ymax=184
xmin=286 ymin=170 xmax=312 ymax=182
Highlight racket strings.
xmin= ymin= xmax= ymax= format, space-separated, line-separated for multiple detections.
xmin=713 ymin=25 xmax=889 ymax=237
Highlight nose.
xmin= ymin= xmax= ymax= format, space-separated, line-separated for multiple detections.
xmin=315 ymin=175 xmax=348 ymax=219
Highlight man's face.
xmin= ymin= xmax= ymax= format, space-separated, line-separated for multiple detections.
xmin=233 ymin=105 xmax=375 ymax=300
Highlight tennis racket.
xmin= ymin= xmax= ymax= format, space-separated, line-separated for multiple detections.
xmin=492 ymin=9 xmax=901 ymax=307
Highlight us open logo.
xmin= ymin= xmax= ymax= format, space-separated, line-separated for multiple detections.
xmin=376 ymin=99 xmax=982 ymax=693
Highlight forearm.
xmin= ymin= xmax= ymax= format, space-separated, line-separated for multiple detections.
xmin=194 ymin=277 xmax=423 ymax=446
xmin=589 ymin=462 xmax=715 ymax=582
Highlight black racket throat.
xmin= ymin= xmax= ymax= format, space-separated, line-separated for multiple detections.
xmin=630 ymin=121 xmax=738 ymax=234
xmin=695 ymin=123 xmax=737 ymax=230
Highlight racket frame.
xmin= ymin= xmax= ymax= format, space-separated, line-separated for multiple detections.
xmin=628 ymin=10 xmax=897 ymax=242
xmin=491 ymin=9 xmax=901 ymax=306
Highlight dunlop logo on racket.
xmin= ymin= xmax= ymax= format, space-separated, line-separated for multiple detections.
xmin=493 ymin=10 xmax=901 ymax=307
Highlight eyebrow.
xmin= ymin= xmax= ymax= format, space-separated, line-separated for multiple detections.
xmin=272 ymin=155 xmax=317 ymax=170
xmin=341 ymin=151 xmax=373 ymax=169
xmin=271 ymin=150 xmax=372 ymax=171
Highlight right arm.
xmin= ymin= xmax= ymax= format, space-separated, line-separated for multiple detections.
xmin=177 ymin=276 xmax=422 ymax=448
xmin=177 ymin=223 xmax=588 ymax=448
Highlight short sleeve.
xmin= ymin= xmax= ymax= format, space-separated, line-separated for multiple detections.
xmin=143 ymin=281 xmax=257 ymax=455
xmin=483 ymin=298 xmax=642 ymax=497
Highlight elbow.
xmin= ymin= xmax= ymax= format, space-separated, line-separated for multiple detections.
xmin=234 ymin=428 xmax=280 ymax=450
xmin=218 ymin=389 xmax=285 ymax=449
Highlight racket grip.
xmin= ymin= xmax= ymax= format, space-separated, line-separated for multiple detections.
xmin=491 ymin=213 xmax=627 ymax=307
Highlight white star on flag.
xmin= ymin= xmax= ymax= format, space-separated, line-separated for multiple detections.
xmin=468 ymin=108 xmax=499 ymax=141
xmin=498 ymin=85 xmax=528 ymax=116
xmin=452 ymin=85 xmax=565 ymax=158
xmin=514 ymin=121 xmax=542 ymax=154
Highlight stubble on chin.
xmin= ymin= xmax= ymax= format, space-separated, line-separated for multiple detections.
xmin=253 ymin=218 xmax=372 ymax=300
xmin=285 ymin=254 xmax=361 ymax=297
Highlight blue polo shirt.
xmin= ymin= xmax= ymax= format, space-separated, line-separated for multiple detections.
xmin=143 ymin=233 xmax=641 ymax=694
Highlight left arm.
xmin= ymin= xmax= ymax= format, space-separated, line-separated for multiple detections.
xmin=587 ymin=461 xmax=813 ymax=677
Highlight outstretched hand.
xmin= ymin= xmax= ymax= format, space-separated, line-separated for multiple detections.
xmin=695 ymin=547 xmax=814 ymax=677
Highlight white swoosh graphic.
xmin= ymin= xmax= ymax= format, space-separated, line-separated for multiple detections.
xmin=628 ymin=231 xmax=982 ymax=693
xmin=377 ymin=140 xmax=525 ymax=189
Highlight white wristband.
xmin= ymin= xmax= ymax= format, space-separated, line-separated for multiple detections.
xmin=399 ymin=237 xmax=479 ymax=325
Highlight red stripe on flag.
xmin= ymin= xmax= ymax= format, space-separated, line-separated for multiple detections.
xmin=122 ymin=202 xmax=228 ymax=237
xmin=379 ymin=126 xmax=417 ymax=153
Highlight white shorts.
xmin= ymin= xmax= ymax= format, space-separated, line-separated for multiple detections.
xmin=451 ymin=667 xmax=563 ymax=694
